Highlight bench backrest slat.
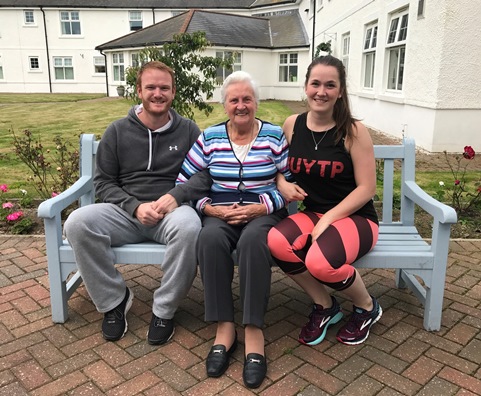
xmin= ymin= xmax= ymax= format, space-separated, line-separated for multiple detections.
xmin=81 ymin=135 xmax=417 ymax=226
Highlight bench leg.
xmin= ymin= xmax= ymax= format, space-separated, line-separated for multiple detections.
xmin=49 ymin=276 xmax=69 ymax=323
xmin=394 ymin=269 xmax=407 ymax=289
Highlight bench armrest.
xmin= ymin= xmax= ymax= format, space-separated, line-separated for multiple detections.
xmin=37 ymin=175 xmax=93 ymax=219
xmin=404 ymin=180 xmax=457 ymax=224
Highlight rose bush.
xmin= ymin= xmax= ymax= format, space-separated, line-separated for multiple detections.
xmin=440 ymin=145 xmax=481 ymax=214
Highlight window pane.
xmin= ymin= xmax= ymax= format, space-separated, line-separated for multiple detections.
xmin=129 ymin=11 xmax=141 ymax=20
xmin=0 ymin=66 xmax=3 ymax=79
xmin=387 ymin=49 xmax=399 ymax=89
xmin=55 ymin=68 xmax=64 ymax=79
xmin=398 ymin=14 xmax=409 ymax=41
xmin=372 ymin=26 xmax=377 ymax=48
xmin=30 ymin=57 xmax=39 ymax=69
xmin=25 ymin=10 xmax=34 ymax=23
xmin=54 ymin=58 xmax=62 ymax=66
xmin=72 ymin=22 xmax=81 ymax=35
xmin=279 ymin=54 xmax=288 ymax=64
xmin=289 ymin=53 xmax=298 ymax=63
xmin=279 ymin=65 xmax=288 ymax=82
xmin=71 ymin=11 xmax=79 ymax=21
xmin=364 ymin=53 xmax=375 ymax=88
xmin=364 ymin=28 xmax=372 ymax=50
xmin=289 ymin=66 xmax=298 ymax=81
xmin=65 ymin=67 xmax=74 ymax=80
xmin=62 ymin=22 xmax=71 ymax=35
xmin=60 ymin=11 xmax=68 ymax=20
xmin=387 ymin=17 xmax=399 ymax=43
xmin=397 ymin=47 xmax=405 ymax=89
xmin=64 ymin=58 xmax=72 ymax=66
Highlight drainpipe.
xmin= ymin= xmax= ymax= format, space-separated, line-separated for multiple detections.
xmin=100 ymin=51 xmax=109 ymax=96
xmin=311 ymin=0 xmax=316 ymax=59
xmin=152 ymin=8 xmax=155 ymax=24
xmin=40 ymin=7 xmax=52 ymax=92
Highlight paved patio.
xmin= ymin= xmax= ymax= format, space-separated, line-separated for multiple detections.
xmin=1 ymin=235 xmax=480 ymax=395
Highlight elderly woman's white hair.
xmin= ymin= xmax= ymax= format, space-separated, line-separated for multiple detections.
xmin=220 ymin=71 xmax=260 ymax=104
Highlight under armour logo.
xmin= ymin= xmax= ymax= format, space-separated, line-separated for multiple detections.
xmin=169 ymin=145 xmax=178 ymax=151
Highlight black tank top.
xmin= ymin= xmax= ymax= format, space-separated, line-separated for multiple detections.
xmin=288 ymin=112 xmax=378 ymax=224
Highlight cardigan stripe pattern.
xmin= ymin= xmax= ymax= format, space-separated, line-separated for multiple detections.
xmin=177 ymin=119 xmax=291 ymax=214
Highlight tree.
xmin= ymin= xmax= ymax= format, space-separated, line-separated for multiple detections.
xmin=315 ymin=41 xmax=332 ymax=57
xmin=125 ymin=31 xmax=234 ymax=120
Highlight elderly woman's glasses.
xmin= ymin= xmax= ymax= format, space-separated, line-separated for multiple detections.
xmin=237 ymin=165 xmax=246 ymax=192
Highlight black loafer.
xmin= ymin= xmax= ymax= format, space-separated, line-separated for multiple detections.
xmin=243 ymin=353 xmax=267 ymax=389
xmin=206 ymin=334 xmax=238 ymax=377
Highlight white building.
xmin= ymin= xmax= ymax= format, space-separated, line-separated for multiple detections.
xmin=1 ymin=0 xmax=479 ymax=151
xmin=308 ymin=0 xmax=481 ymax=151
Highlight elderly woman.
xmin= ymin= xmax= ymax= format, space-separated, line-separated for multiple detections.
xmin=176 ymin=71 xmax=290 ymax=389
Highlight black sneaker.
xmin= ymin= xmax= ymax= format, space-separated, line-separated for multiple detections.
xmin=102 ymin=287 xmax=133 ymax=341
xmin=299 ymin=296 xmax=344 ymax=346
xmin=336 ymin=296 xmax=382 ymax=345
xmin=147 ymin=314 xmax=175 ymax=345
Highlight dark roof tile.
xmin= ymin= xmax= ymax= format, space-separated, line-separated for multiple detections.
xmin=96 ymin=9 xmax=308 ymax=50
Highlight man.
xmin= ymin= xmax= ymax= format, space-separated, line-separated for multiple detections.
xmin=64 ymin=61 xmax=209 ymax=344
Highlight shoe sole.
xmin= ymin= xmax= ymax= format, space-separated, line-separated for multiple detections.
xmin=102 ymin=288 xmax=134 ymax=341
xmin=336 ymin=306 xmax=383 ymax=346
xmin=147 ymin=327 xmax=175 ymax=345
xmin=301 ymin=311 xmax=344 ymax=346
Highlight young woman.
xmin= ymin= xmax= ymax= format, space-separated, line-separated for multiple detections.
xmin=268 ymin=55 xmax=381 ymax=346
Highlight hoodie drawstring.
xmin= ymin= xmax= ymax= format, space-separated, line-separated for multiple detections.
xmin=146 ymin=128 xmax=153 ymax=171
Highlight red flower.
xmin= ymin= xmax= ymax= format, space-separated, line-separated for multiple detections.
xmin=454 ymin=180 xmax=460 ymax=185
xmin=463 ymin=146 xmax=475 ymax=160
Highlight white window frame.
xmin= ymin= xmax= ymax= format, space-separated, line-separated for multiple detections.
xmin=24 ymin=10 xmax=35 ymax=25
xmin=362 ymin=23 xmax=377 ymax=89
xmin=53 ymin=56 xmax=74 ymax=80
xmin=60 ymin=10 xmax=81 ymax=35
xmin=386 ymin=9 xmax=408 ymax=91
xmin=93 ymin=56 xmax=105 ymax=74
xmin=112 ymin=53 xmax=125 ymax=82
xmin=278 ymin=52 xmax=298 ymax=82
xmin=29 ymin=56 xmax=40 ymax=71
xmin=216 ymin=51 xmax=242 ymax=83
xmin=341 ymin=33 xmax=350 ymax=74
xmin=129 ymin=11 xmax=143 ymax=31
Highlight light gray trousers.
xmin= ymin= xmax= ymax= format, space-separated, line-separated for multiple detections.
xmin=64 ymin=203 xmax=201 ymax=319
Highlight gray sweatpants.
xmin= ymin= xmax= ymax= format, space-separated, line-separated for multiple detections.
xmin=64 ymin=203 xmax=201 ymax=319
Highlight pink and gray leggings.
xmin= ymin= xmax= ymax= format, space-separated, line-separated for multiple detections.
xmin=267 ymin=211 xmax=379 ymax=291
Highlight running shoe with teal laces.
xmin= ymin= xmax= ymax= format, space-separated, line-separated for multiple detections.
xmin=336 ymin=296 xmax=382 ymax=345
xmin=299 ymin=296 xmax=344 ymax=346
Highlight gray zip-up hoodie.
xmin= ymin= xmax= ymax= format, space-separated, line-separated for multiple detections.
xmin=94 ymin=105 xmax=211 ymax=216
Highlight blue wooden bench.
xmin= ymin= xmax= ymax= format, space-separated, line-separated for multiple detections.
xmin=37 ymin=134 xmax=457 ymax=331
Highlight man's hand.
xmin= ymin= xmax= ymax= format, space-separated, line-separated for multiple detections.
xmin=134 ymin=202 xmax=164 ymax=226
xmin=151 ymin=194 xmax=179 ymax=215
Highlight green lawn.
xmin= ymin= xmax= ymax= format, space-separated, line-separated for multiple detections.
xmin=0 ymin=94 xmax=292 ymax=198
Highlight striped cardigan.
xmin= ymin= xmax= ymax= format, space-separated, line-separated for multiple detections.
xmin=176 ymin=119 xmax=291 ymax=214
